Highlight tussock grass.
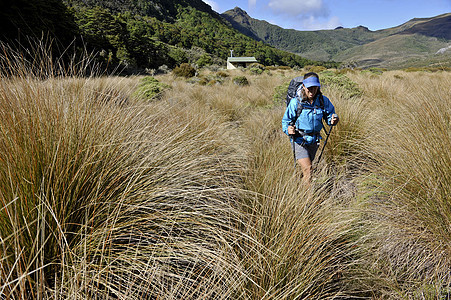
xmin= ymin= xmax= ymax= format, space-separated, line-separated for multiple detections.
xmin=319 ymin=84 xmax=372 ymax=172
xmin=0 ymin=50 xmax=248 ymax=299
xmin=1 ymin=44 xmax=451 ymax=299
xmin=352 ymin=71 xmax=451 ymax=298
xmin=233 ymin=75 xmax=362 ymax=299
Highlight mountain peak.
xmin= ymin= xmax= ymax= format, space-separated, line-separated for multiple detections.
xmin=225 ymin=7 xmax=251 ymax=18
xmin=230 ymin=7 xmax=248 ymax=14
xmin=223 ymin=7 xmax=253 ymax=26
xmin=356 ymin=25 xmax=370 ymax=31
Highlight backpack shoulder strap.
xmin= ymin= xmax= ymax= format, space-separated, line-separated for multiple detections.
xmin=318 ymin=94 xmax=329 ymax=125
xmin=295 ymin=98 xmax=303 ymax=121
xmin=319 ymin=94 xmax=324 ymax=109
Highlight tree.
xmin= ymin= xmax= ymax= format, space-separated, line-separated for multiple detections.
xmin=196 ymin=53 xmax=212 ymax=67
xmin=0 ymin=0 xmax=78 ymax=45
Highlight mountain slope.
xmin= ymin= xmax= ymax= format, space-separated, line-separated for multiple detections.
xmin=65 ymin=0 xmax=221 ymax=22
xmin=59 ymin=0 xmax=336 ymax=72
xmin=383 ymin=13 xmax=451 ymax=39
xmin=222 ymin=8 xmax=451 ymax=68
xmin=221 ymin=7 xmax=381 ymax=61
xmin=335 ymin=33 xmax=449 ymax=68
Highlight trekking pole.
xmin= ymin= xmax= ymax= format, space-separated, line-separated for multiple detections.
xmin=289 ymin=121 xmax=297 ymax=169
xmin=316 ymin=123 xmax=334 ymax=166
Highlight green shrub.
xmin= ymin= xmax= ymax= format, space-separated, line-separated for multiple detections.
xmin=368 ymin=67 xmax=385 ymax=75
xmin=265 ymin=66 xmax=278 ymax=70
xmin=133 ymin=76 xmax=171 ymax=100
xmin=249 ymin=63 xmax=265 ymax=75
xmin=207 ymin=79 xmax=217 ymax=86
xmin=305 ymin=65 xmax=327 ymax=73
xmin=196 ymin=53 xmax=212 ymax=68
xmin=216 ymin=71 xmax=229 ymax=78
xmin=168 ymin=47 xmax=187 ymax=65
xmin=277 ymin=66 xmax=291 ymax=70
xmin=173 ymin=63 xmax=196 ymax=78
xmin=319 ymin=71 xmax=363 ymax=98
xmin=198 ymin=77 xmax=209 ymax=85
xmin=272 ymin=81 xmax=290 ymax=104
xmin=402 ymin=66 xmax=451 ymax=72
xmin=233 ymin=76 xmax=249 ymax=86
xmin=197 ymin=74 xmax=225 ymax=86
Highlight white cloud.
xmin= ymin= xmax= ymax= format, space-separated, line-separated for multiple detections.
xmin=203 ymin=0 xmax=220 ymax=12
xmin=249 ymin=0 xmax=257 ymax=9
xmin=301 ymin=16 xmax=342 ymax=30
xmin=268 ymin=0 xmax=329 ymax=17
xmin=265 ymin=0 xmax=341 ymax=30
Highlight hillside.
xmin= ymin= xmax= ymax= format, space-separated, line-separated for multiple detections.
xmin=64 ymin=0 xmax=219 ymax=22
xmin=335 ymin=33 xmax=451 ymax=68
xmin=222 ymin=8 xmax=451 ymax=68
xmin=383 ymin=13 xmax=451 ymax=39
xmin=2 ymin=0 xmax=449 ymax=70
xmin=1 ymin=0 xmax=338 ymax=74
xmin=221 ymin=7 xmax=381 ymax=61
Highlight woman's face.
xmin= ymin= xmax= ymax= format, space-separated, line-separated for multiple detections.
xmin=303 ymin=85 xmax=318 ymax=100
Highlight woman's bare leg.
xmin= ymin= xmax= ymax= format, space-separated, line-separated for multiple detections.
xmin=297 ymin=157 xmax=312 ymax=184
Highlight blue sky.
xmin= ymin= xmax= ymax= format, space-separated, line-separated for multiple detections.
xmin=203 ymin=0 xmax=451 ymax=31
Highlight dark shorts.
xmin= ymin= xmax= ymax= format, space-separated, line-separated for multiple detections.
xmin=293 ymin=142 xmax=319 ymax=161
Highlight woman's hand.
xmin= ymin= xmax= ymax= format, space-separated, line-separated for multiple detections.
xmin=331 ymin=114 xmax=339 ymax=126
xmin=287 ymin=125 xmax=296 ymax=135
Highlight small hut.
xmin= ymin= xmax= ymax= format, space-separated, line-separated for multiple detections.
xmin=226 ymin=57 xmax=258 ymax=69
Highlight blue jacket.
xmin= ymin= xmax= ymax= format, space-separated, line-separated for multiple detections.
xmin=282 ymin=94 xmax=336 ymax=145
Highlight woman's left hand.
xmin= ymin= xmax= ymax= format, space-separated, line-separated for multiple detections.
xmin=331 ymin=114 xmax=339 ymax=125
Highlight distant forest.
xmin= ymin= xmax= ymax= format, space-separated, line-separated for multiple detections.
xmin=0 ymin=0 xmax=338 ymax=73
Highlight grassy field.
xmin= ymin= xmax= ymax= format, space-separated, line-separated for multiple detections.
xmin=0 ymin=50 xmax=450 ymax=299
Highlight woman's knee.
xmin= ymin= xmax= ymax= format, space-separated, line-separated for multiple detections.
xmin=297 ymin=158 xmax=312 ymax=173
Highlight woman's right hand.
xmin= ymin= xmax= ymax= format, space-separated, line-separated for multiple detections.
xmin=288 ymin=125 xmax=295 ymax=135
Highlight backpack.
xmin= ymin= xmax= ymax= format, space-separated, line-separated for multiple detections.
xmin=285 ymin=76 xmax=303 ymax=106
xmin=286 ymin=77 xmax=324 ymax=122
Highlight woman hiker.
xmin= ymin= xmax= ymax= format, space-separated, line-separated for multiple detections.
xmin=282 ymin=72 xmax=339 ymax=184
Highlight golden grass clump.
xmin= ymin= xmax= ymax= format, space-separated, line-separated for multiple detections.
xmin=191 ymin=71 xmax=364 ymax=299
xmin=351 ymin=71 xmax=451 ymax=298
xmin=0 ymin=47 xmax=248 ymax=299
xmin=238 ymin=107 xmax=359 ymax=299
xmin=2 ymin=42 xmax=451 ymax=299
